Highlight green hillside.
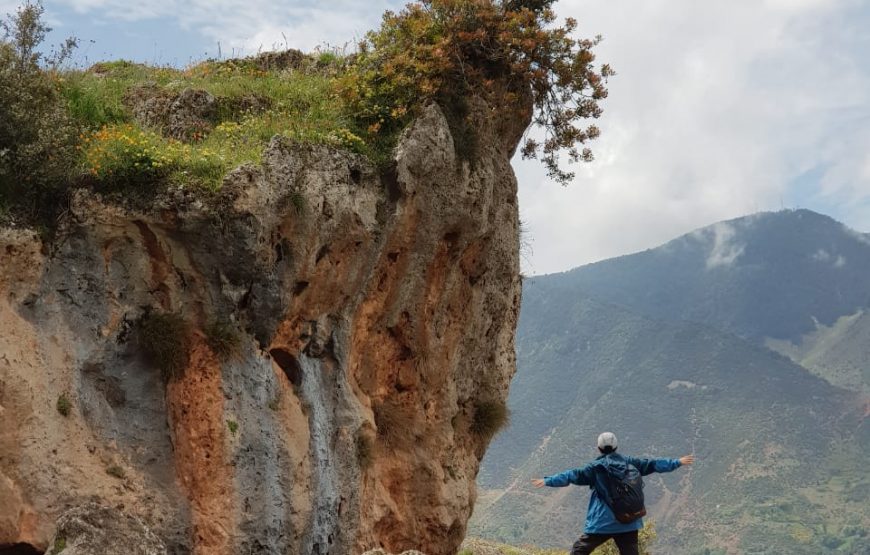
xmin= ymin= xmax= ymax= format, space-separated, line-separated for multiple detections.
xmin=766 ymin=310 xmax=870 ymax=393
xmin=471 ymin=211 xmax=869 ymax=554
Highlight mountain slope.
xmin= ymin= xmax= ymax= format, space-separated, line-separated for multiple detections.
xmin=544 ymin=210 xmax=870 ymax=344
xmin=766 ymin=309 xmax=870 ymax=393
xmin=471 ymin=211 xmax=869 ymax=554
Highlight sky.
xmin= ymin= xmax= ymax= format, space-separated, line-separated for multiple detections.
xmin=7 ymin=0 xmax=870 ymax=275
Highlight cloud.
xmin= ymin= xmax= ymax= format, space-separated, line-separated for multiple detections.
xmin=705 ymin=223 xmax=745 ymax=269
xmin=518 ymin=0 xmax=870 ymax=274
xmin=812 ymin=249 xmax=847 ymax=268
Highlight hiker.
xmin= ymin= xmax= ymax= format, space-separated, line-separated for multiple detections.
xmin=531 ymin=432 xmax=694 ymax=555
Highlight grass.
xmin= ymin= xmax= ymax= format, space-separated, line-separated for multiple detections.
xmin=139 ymin=311 xmax=190 ymax=382
xmin=205 ymin=320 xmax=242 ymax=360
xmin=62 ymin=58 xmax=369 ymax=191
xmin=52 ymin=537 xmax=66 ymax=553
xmin=226 ymin=419 xmax=239 ymax=435
xmin=105 ymin=464 xmax=125 ymax=479
xmin=471 ymin=399 xmax=510 ymax=440
xmin=56 ymin=393 xmax=72 ymax=417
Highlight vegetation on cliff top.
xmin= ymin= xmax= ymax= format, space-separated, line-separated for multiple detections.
xmin=1 ymin=0 xmax=610 ymax=225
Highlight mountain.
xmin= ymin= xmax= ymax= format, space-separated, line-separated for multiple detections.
xmin=543 ymin=210 xmax=870 ymax=344
xmin=470 ymin=210 xmax=870 ymax=554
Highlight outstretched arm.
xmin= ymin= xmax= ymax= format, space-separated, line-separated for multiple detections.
xmin=531 ymin=465 xmax=593 ymax=488
xmin=626 ymin=454 xmax=694 ymax=476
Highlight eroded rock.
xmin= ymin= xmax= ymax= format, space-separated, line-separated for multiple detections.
xmin=44 ymin=504 xmax=167 ymax=555
xmin=124 ymin=85 xmax=216 ymax=141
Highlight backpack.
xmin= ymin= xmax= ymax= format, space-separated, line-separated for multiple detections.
xmin=600 ymin=460 xmax=646 ymax=523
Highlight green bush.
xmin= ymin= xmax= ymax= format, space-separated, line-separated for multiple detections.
xmin=226 ymin=419 xmax=239 ymax=435
xmin=0 ymin=2 xmax=79 ymax=220
xmin=52 ymin=537 xmax=66 ymax=553
xmin=56 ymin=393 xmax=71 ymax=417
xmin=339 ymin=0 xmax=612 ymax=183
xmin=81 ymin=124 xmax=170 ymax=189
xmin=139 ymin=311 xmax=191 ymax=382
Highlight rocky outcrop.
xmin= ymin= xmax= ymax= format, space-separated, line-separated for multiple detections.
xmin=44 ymin=504 xmax=167 ymax=555
xmin=125 ymin=85 xmax=218 ymax=142
xmin=0 ymin=101 xmax=524 ymax=554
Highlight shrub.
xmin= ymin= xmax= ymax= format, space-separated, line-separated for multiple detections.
xmin=52 ymin=537 xmax=66 ymax=553
xmin=56 ymin=393 xmax=71 ymax=416
xmin=81 ymin=124 xmax=170 ymax=189
xmin=139 ymin=311 xmax=191 ymax=382
xmin=205 ymin=320 xmax=242 ymax=360
xmin=339 ymin=0 xmax=612 ymax=183
xmin=373 ymin=398 xmax=413 ymax=447
xmin=105 ymin=464 xmax=125 ymax=479
xmin=356 ymin=429 xmax=375 ymax=468
xmin=471 ymin=399 xmax=510 ymax=440
xmin=0 ymin=2 xmax=79 ymax=220
xmin=226 ymin=419 xmax=239 ymax=435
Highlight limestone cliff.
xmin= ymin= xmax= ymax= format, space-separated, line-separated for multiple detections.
xmin=0 ymin=102 xmax=523 ymax=555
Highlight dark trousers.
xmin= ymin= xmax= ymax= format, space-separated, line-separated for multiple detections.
xmin=570 ymin=530 xmax=639 ymax=555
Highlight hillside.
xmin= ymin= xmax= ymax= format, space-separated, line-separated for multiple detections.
xmin=471 ymin=210 xmax=869 ymax=554
xmin=543 ymin=210 xmax=870 ymax=344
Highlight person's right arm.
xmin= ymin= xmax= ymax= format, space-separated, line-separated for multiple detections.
xmin=532 ymin=465 xmax=593 ymax=488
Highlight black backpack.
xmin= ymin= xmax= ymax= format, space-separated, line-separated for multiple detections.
xmin=600 ymin=460 xmax=646 ymax=523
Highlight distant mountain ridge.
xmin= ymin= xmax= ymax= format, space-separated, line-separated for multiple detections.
xmin=470 ymin=210 xmax=869 ymax=554
xmin=546 ymin=209 xmax=870 ymax=342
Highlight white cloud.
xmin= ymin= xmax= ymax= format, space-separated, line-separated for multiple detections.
xmin=811 ymin=249 xmax=845 ymax=267
xmin=705 ymin=223 xmax=745 ymax=269
xmin=518 ymin=0 xmax=870 ymax=274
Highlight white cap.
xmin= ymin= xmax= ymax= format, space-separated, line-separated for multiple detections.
xmin=597 ymin=432 xmax=618 ymax=450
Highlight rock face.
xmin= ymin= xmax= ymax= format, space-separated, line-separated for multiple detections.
xmin=0 ymin=103 xmax=523 ymax=554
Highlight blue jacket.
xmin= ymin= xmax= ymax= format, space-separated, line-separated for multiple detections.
xmin=544 ymin=452 xmax=681 ymax=534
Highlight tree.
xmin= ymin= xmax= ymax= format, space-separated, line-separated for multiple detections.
xmin=339 ymin=0 xmax=612 ymax=184
xmin=0 ymin=1 xmax=78 ymax=219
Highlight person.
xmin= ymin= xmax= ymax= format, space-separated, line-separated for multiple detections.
xmin=531 ymin=432 xmax=694 ymax=555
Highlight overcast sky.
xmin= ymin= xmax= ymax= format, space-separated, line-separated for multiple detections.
xmin=10 ymin=0 xmax=870 ymax=275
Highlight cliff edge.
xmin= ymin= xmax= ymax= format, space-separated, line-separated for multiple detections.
xmin=0 ymin=102 xmax=522 ymax=555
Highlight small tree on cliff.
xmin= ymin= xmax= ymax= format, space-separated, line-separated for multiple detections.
xmin=0 ymin=1 xmax=78 ymax=219
xmin=339 ymin=0 xmax=613 ymax=184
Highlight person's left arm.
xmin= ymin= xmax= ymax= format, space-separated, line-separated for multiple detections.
xmin=626 ymin=454 xmax=694 ymax=476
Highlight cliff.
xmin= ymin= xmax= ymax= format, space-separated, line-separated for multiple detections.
xmin=0 ymin=102 xmax=524 ymax=555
